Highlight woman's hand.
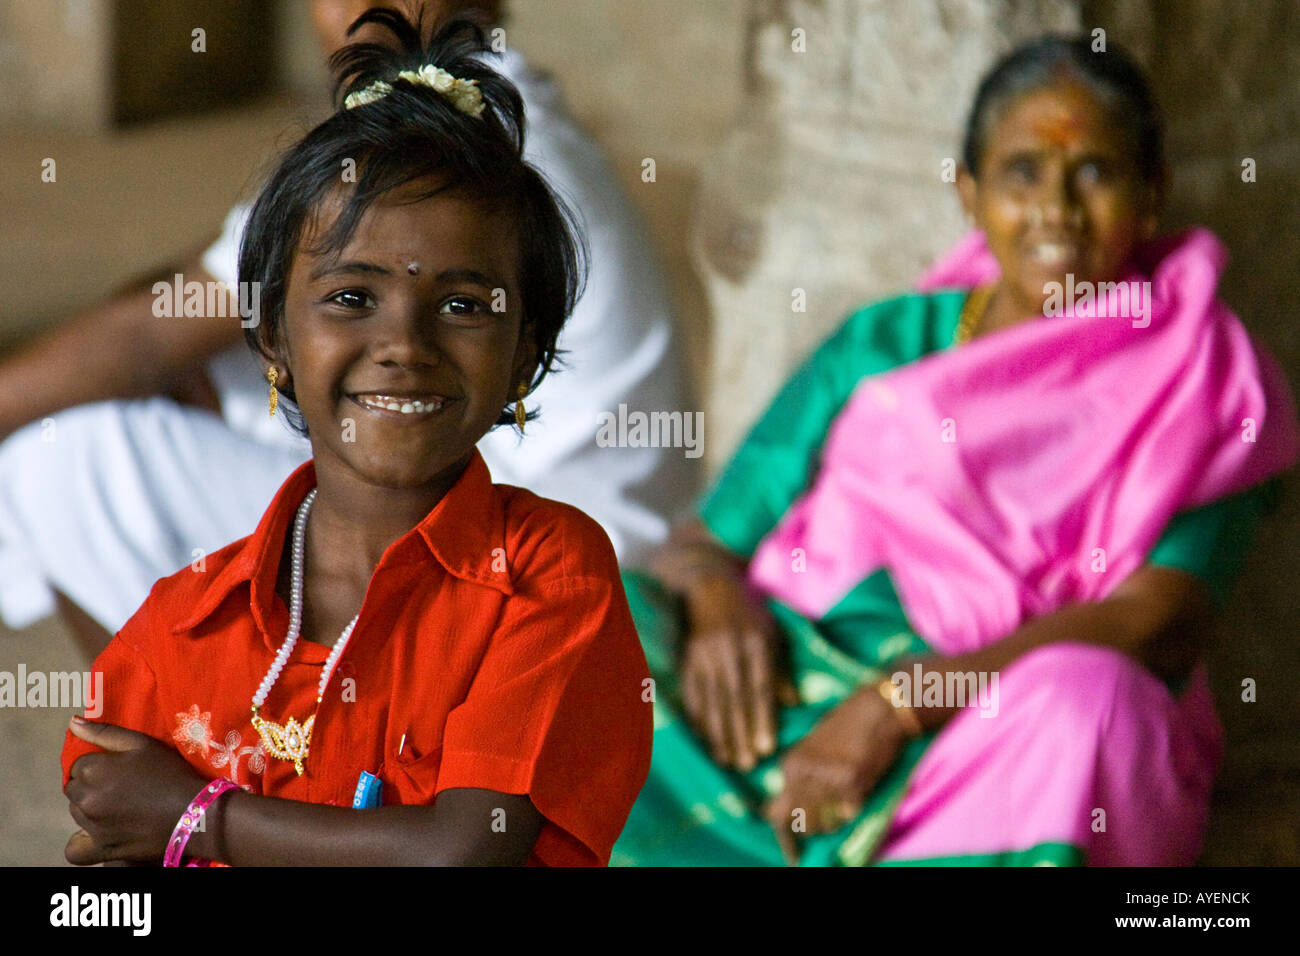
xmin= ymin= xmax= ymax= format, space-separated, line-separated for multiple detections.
xmin=63 ymin=717 xmax=209 ymax=865
xmin=680 ymin=570 xmax=793 ymax=772
xmin=765 ymin=683 xmax=912 ymax=864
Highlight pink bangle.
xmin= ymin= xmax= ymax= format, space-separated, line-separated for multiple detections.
xmin=164 ymin=778 xmax=239 ymax=867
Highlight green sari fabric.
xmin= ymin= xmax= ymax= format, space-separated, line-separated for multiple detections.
xmin=611 ymin=568 xmax=933 ymax=867
xmin=611 ymin=291 xmax=1278 ymax=867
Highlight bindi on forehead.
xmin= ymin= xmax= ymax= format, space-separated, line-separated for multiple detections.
xmin=1012 ymin=79 xmax=1114 ymax=148
xmin=1032 ymin=111 xmax=1083 ymax=149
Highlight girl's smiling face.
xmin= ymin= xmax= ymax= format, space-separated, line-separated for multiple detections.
xmin=958 ymin=77 xmax=1164 ymax=317
xmin=276 ymin=178 xmax=531 ymax=490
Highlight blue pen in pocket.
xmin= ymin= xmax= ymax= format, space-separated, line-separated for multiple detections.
xmin=352 ymin=770 xmax=383 ymax=809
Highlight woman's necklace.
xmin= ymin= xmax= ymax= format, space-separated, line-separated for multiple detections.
xmin=953 ymin=283 xmax=997 ymax=345
xmin=250 ymin=489 xmax=359 ymax=776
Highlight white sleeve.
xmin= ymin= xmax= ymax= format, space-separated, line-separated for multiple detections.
xmin=200 ymin=203 xmax=253 ymax=288
xmin=476 ymin=59 xmax=698 ymax=566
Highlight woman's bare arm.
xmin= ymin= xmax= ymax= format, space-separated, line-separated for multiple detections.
xmin=902 ymin=563 xmax=1215 ymax=731
xmin=765 ymin=563 xmax=1218 ymax=854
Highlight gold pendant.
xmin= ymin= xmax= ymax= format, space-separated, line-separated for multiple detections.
xmin=252 ymin=711 xmax=315 ymax=776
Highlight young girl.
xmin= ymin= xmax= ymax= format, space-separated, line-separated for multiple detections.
xmin=61 ymin=10 xmax=652 ymax=867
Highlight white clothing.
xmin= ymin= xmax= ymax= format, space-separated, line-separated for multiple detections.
xmin=0 ymin=49 xmax=692 ymax=633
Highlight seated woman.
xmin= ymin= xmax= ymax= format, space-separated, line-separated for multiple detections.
xmin=612 ymin=35 xmax=1298 ymax=866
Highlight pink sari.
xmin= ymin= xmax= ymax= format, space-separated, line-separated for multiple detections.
xmin=747 ymin=228 xmax=1297 ymax=863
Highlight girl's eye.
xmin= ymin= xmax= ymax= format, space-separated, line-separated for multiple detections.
xmin=439 ymin=296 xmax=486 ymax=317
xmin=328 ymin=289 xmax=375 ymax=310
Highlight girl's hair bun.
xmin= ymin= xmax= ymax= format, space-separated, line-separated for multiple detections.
xmin=330 ymin=9 xmax=522 ymax=152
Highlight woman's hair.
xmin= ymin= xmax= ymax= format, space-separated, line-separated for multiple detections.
xmin=962 ymin=34 xmax=1165 ymax=183
xmin=240 ymin=9 xmax=586 ymax=435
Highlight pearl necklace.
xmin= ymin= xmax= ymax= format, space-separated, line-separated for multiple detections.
xmin=250 ymin=488 xmax=359 ymax=776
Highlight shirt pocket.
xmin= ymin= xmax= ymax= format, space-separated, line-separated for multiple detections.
xmin=383 ymin=735 xmax=444 ymax=805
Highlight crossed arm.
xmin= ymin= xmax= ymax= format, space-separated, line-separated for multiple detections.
xmin=901 ymin=561 xmax=1214 ymax=731
xmin=64 ymin=721 xmax=543 ymax=867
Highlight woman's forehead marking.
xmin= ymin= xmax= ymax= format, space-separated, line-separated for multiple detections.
xmin=1032 ymin=111 xmax=1083 ymax=149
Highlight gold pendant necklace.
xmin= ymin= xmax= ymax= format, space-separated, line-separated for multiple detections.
xmin=251 ymin=711 xmax=315 ymax=777
xmin=250 ymin=489 xmax=359 ymax=776
xmin=953 ymin=283 xmax=997 ymax=345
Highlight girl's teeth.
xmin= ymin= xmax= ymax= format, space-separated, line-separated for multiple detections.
xmin=357 ymin=395 xmax=440 ymax=414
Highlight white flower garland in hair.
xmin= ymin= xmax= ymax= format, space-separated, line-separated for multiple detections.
xmin=343 ymin=63 xmax=485 ymax=117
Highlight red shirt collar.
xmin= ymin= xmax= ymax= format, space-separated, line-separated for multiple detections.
xmin=171 ymin=450 xmax=513 ymax=639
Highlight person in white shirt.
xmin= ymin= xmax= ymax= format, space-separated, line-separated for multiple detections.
xmin=0 ymin=0 xmax=692 ymax=655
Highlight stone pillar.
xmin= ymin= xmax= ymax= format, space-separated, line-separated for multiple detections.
xmin=693 ymin=0 xmax=1083 ymax=471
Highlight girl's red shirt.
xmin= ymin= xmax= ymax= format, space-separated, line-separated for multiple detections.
xmin=61 ymin=451 xmax=653 ymax=866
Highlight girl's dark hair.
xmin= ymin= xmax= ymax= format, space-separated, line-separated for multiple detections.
xmin=962 ymin=34 xmax=1164 ymax=183
xmin=240 ymin=9 xmax=586 ymax=435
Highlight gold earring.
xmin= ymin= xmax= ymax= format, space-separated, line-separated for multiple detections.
xmin=515 ymin=382 xmax=528 ymax=432
xmin=266 ymin=367 xmax=278 ymax=418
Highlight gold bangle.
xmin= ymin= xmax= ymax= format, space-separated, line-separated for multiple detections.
xmin=875 ymin=678 xmax=923 ymax=737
